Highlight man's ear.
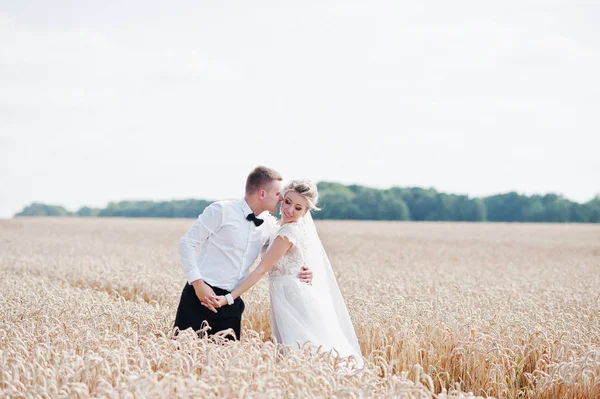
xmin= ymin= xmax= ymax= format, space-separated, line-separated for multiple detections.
xmin=258 ymin=189 xmax=265 ymax=199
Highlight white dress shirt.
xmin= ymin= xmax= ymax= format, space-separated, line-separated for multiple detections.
xmin=178 ymin=199 xmax=278 ymax=291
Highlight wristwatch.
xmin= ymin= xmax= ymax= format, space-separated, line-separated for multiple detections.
xmin=225 ymin=293 xmax=234 ymax=305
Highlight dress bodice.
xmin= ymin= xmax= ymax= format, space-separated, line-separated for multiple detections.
xmin=268 ymin=222 xmax=307 ymax=278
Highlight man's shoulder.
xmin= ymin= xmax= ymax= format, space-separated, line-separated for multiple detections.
xmin=198 ymin=199 xmax=238 ymax=217
xmin=211 ymin=199 xmax=239 ymax=209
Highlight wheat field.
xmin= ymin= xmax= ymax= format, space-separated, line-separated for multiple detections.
xmin=1 ymin=218 xmax=599 ymax=398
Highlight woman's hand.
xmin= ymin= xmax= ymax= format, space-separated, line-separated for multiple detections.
xmin=215 ymin=296 xmax=228 ymax=308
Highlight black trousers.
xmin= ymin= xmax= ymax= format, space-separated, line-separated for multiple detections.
xmin=173 ymin=282 xmax=245 ymax=340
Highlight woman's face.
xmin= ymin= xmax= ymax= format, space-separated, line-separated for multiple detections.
xmin=280 ymin=191 xmax=309 ymax=223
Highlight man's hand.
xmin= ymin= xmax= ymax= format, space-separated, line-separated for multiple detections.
xmin=191 ymin=279 xmax=220 ymax=313
xmin=298 ymin=265 xmax=313 ymax=285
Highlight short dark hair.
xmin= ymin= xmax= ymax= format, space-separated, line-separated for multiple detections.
xmin=245 ymin=166 xmax=282 ymax=194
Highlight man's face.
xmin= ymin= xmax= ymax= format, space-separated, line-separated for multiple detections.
xmin=262 ymin=180 xmax=283 ymax=213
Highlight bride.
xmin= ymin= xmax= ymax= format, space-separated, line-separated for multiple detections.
xmin=215 ymin=179 xmax=363 ymax=368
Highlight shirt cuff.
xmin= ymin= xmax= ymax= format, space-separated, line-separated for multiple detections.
xmin=187 ymin=269 xmax=203 ymax=285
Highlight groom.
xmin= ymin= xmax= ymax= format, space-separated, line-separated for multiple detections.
xmin=173 ymin=165 xmax=313 ymax=340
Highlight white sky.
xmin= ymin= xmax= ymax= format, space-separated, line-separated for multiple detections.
xmin=1 ymin=1 xmax=599 ymax=218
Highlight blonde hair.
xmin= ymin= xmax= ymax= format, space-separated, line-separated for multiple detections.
xmin=245 ymin=166 xmax=283 ymax=195
xmin=282 ymin=179 xmax=321 ymax=211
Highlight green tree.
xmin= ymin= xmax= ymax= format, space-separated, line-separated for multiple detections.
xmin=76 ymin=206 xmax=100 ymax=217
xmin=15 ymin=202 xmax=71 ymax=217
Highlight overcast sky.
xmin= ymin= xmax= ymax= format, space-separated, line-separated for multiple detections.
xmin=1 ymin=1 xmax=599 ymax=218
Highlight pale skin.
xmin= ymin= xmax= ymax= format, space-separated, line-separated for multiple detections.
xmin=215 ymin=190 xmax=311 ymax=308
xmin=190 ymin=182 xmax=313 ymax=312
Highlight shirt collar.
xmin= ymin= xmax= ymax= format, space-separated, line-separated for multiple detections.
xmin=239 ymin=198 xmax=254 ymax=217
xmin=239 ymin=198 xmax=271 ymax=221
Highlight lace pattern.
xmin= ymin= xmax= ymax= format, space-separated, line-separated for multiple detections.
xmin=268 ymin=222 xmax=308 ymax=278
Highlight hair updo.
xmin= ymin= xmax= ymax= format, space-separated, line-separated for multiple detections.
xmin=282 ymin=179 xmax=321 ymax=211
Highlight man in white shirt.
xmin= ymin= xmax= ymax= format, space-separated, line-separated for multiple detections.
xmin=173 ymin=166 xmax=313 ymax=340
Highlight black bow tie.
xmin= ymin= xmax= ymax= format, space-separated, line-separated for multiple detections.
xmin=246 ymin=213 xmax=264 ymax=227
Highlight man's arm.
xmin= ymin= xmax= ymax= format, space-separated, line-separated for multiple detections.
xmin=179 ymin=203 xmax=223 ymax=312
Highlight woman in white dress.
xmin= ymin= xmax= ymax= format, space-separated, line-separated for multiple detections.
xmin=215 ymin=179 xmax=363 ymax=368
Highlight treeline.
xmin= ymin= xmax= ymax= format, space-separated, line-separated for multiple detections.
xmin=313 ymin=183 xmax=600 ymax=222
xmin=14 ymin=182 xmax=600 ymax=223
xmin=15 ymin=199 xmax=213 ymax=219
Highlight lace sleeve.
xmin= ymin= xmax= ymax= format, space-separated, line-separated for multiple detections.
xmin=276 ymin=223 xmax=299 ymax=247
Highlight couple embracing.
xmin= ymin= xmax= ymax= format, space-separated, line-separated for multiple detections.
xmin=173 ymin=166 xmax=363 ymax=368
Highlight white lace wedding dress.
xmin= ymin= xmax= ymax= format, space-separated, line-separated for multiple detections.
xmin=267 ymin=218 xmax=364 ymax=368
